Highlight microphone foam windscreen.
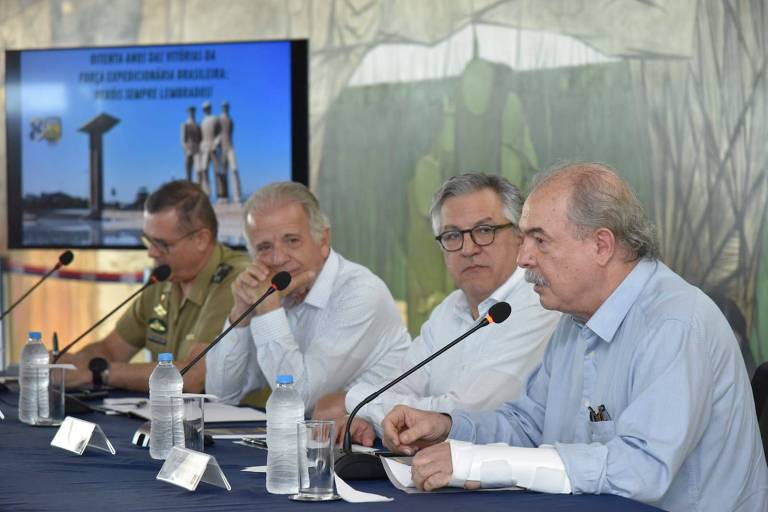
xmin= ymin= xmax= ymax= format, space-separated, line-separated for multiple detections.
xmin=488 ymin=301 xmax=512 ymax=324
xmin=152 ymin=264 xmax=172 ymax=282
xmin=59 ymin=250 xmax=74 ymax=266
xmin=271 ymin=271 xmax=292 ymax=291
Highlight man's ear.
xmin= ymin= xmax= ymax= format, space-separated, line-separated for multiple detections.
xmin=593 ymin=228 xmax=616 ymax=266
xmin=320 ymin=227 xmax=331 ymax=259
xmin=196 ymin=227 xmax=214 ymax=249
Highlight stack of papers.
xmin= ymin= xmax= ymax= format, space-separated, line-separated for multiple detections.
xmin=101 ymin=397 xmax=266 ymax=422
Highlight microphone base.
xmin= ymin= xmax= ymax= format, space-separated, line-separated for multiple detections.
xmin=334 ymin=451 xmax=387 ymax=480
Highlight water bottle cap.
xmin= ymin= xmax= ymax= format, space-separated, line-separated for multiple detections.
xmin=276 ymin=374 xmax=293 ymax=384
xmin=28 ymin=331 xmax=42 ymax=340
xmin=158 ymin=353 xmax=173 ymax=362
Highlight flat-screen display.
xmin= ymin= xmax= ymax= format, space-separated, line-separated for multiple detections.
xmin=5 ymin=39 xmax=308 ymax=248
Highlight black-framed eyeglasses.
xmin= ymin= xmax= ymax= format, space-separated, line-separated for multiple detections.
xmin=141 ymin=228 xmax=202 ymax=254
xmin=435 ymin=223 xmax=515 ymax=252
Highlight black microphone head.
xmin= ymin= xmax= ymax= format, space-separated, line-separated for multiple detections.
xmin=487 ymin=301 xmax=512 ymax=324
xmin=58 ymin=250 xmax=74 ymax=266
xmin=271 ymin=271 xmax=291 ymax=291
xmin=151 ymin=264 xmax=172 ymax=283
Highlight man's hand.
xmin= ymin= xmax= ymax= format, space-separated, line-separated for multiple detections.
xmin=332 ymin=416 xmax=377 ymax=447
xmin=411 ymin=442 xmax=453 ymax=491
xmin=382 ymin=405 xmax=452 ymax=455
xmin=412 ymin=443 xmax=481 ymax=492
xmin=54 ymin=353 xmax=92 ymax=389
xmin=229 ymin=264 xmax=316 ymax=324
xmin=312 ymin=391 xmax=347 ymax=420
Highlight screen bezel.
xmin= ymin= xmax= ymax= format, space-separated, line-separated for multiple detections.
xmin=5 ymin=38 xmax=309 ymax=250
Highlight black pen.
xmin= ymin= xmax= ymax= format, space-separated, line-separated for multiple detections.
xmin=598 ymin=404 xmax=611 ymax=421
xmin=588 ymin=406 xmax=598 ymax=422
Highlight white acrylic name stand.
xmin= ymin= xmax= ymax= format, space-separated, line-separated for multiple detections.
xmin=51 ymin=416 xmax=116 ymax=455
xmin=157 ymin=446 xmax=231 ymax=491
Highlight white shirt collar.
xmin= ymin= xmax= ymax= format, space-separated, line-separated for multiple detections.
xmin=454 ymin=267 xmax=525 ymax=319
xmin=301 ymin=249 xmax=340 ymax=310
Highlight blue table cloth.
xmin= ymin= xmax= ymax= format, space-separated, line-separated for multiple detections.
xmin=0 ymin=389 xmax=663 ymax=511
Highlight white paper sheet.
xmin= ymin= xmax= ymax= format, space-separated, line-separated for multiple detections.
xmin=102 ymin=397 xmax=266 ymax=422
xmin=240 ymin=466 xmax=393 ymax=502
xmin=241 ymin=466 xmax=267 ymax=473
xmin=334 ymin=473 xmax=393 ymax=502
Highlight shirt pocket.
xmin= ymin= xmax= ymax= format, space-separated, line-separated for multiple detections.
xmin=588 ymin=420 xmax=616 ymax=444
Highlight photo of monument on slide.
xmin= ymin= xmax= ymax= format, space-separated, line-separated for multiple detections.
xmin=6 ymin=40 xmax=306 ymax=248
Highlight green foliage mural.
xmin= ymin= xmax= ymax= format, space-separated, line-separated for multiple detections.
xmin=316 ymin=1 xmax=767 ymax=372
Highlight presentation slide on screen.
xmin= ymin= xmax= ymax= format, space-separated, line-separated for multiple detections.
xmin=15 ymin=41 xmax=295 ymax=247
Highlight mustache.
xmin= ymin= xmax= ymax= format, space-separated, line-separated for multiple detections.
xmin=524 ymin=269 xmax=548 ymax=287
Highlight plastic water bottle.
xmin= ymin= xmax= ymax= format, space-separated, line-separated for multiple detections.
xmin=18 ymin=331 xmax=50 ymax=425
xmin=266 ymin=374 xmax=305 ymax=494
xmin=149 ymin=353 xmax=184 ymax=460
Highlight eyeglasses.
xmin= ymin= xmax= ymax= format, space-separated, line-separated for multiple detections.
xmin=141 ymin=228 xmax=201 ymax=254
xmin=435 ymin=223 xmax=515 ymax=252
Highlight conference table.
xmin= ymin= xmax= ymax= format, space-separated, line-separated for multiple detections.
xmin=0 ymin=388 xmax=663 ymax=512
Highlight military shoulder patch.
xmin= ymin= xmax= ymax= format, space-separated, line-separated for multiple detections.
xmin=211 ymin=264 xmax=233 ymax=284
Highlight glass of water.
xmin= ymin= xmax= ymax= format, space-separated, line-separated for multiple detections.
xmin=290 ymin=420 xmax=340 ymax=501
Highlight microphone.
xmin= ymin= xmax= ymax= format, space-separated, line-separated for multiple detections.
xmin=0 ymin=250 xmax=74 ymax=321
xmin=52 ymin=264 xmax=171 ymax=363
xmin=131 ymin=271 xmax=292 ymax=448
xmin=335 ymin=301 xmax=512 ymax=480
xmin=178 ymin=271 xmax=291 ymax=376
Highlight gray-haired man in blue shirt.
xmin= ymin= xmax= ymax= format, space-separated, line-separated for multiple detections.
xmin=382 ymin=162 xmax=767 ymax=512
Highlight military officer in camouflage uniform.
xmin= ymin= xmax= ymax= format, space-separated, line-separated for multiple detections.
xmin=61 ymin=180 xmax=248 ymax=392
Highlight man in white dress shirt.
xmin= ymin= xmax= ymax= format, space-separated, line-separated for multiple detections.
xmin=205 ymin=182 xmax=410 ymax=413
xmin=313 ymin=173 xmax=560 ymax=445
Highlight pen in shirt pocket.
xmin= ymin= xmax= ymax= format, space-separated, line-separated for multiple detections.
xmin=588 ymin=404 xmax=611 ymax=422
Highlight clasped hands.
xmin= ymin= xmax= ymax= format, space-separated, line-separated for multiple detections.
xmin=229 ymin=263 xmax=315 ymax=324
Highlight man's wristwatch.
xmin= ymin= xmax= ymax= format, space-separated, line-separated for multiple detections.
xmin=88 ymin=357 xmax=110 ymax=388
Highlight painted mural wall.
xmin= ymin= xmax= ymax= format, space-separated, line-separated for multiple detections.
xmin=0 ymin=0 xmax=765 ymax=369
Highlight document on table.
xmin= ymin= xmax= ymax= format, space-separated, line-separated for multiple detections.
xmin=381 ymin=457 xmax=523 ymax=494
xmin=101 ymin=397 xmax=266 ymax=422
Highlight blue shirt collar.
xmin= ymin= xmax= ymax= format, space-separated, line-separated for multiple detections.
xmin=583 ymin=258 xmax=657 ymax=343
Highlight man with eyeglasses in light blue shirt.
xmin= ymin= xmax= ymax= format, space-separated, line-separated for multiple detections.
xmin=382 ymin=162 xmax=768 ymax=512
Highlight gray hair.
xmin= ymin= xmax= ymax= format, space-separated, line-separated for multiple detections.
xmin=531 ymin=162 xmax=659 ymax=261
xmin=429 ymin=173 xmax=524 ymax=235
xmin=243 ymin=182 xmax=330 ymax=253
